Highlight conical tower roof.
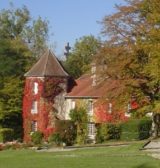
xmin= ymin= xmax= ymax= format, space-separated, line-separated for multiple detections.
xmin=25 ymin=50 xmax=69 ymax=77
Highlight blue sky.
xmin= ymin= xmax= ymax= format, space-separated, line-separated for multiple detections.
xmin=0 ymin=0 xmax=125 ymax=57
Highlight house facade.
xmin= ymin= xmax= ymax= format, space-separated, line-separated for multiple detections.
xmin=23 ymin=50 xmax=129 ymax=142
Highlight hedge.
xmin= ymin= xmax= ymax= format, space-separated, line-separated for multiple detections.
xmin=0 ymin=128 xmax=14 ymax=143
xmin=96 ymin=123 xmax=121 ymax=143
xmin=96 ymin=118 xmax=152 ymax=143
xmin=120 ymin=118 xmax=152 ymax=141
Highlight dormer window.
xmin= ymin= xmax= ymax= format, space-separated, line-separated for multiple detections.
xmin=31 ymin=101 xmax=38 ymax=114
xmin=33 ymin=82 xmax=38 ymax=94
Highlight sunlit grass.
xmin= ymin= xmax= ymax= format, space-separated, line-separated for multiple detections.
xmin=0 ymin=142 xmax=160 ymax=168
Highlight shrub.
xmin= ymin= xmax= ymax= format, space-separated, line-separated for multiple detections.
xmin=121 ymin=118 xmax=152 ymax=141
xmin=48 ymin=133 xmax=62 ymax=146
xmin=96 ymin=123 xmax=121 ymax=143
xmin=138 ymin=119 xmax=152 ymax=140
xmin=108 ymin=124 xmax=121 ymax=140
xmin=31 ymin=131 xmax=43 ymax=145
xmin=54 ymin=120 xmax=76 ymax=146
xmin=96 ymin=123 xmax=109 ymax=143
xmin=0 ymin=128 xmax=14 ymax=143
xmin=69 ymin=107 xmax=88 ymax=145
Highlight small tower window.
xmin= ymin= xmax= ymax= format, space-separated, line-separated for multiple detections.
xmin=33 ymin=82 xmax=38 ymax=94
xmin=108 ymin=103 xmax=112 ymax=113
xmin=31 ymin=121 xmax=37 ymax=132
xmin=31 ymin=101 xmax=38 ymax=114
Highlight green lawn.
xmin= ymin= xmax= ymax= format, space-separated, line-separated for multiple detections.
xmin=0 ymin=142 xmax=160 ymax=168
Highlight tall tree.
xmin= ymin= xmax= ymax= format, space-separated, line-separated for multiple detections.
xmin=64 ymin=35 xmax=101 ymax=78
xmin=0 ymin=4 xmax=49 ymax=56
xmin=96 ymin=0 xmax=160 ymax=134
xmin=0 ymin=5 xmax=50 ymax=139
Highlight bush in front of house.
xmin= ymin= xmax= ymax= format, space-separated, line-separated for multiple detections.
xmin=0 ymin=128 xmax=14 ymax=143
xmin=49 ymin=120 xmax=76 ymax=146
xmin=108 ymin=123 xmax=121 ymax=140
xmin=31 ymin=131 xmax=43 ymax=145
xmin=96 ymin=123 xmax=121 ymax=143
xmin=120 ymin=118 xmax=152 ymax=141
xmin=48 ymin=133 xmax=62 ymax=146
xmin=69 ymin=107 xmax=88 ymax=145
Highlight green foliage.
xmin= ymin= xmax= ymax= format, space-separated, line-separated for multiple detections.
xmin=48 ymin=133 xmax=62 ymax=146
xmin=0 ymin=128 xmax=14 ymax=143
xmin=31 ymin=131 xmax=43 ymax=145
xmin=96 ymin=123 xmax=121 ymax=143
xmin=121 ymin=118 xmax=152 ymax=141
xmin=69 ymin=107 xmax=88 ymax=144
xmin=138 ymin=119 xmax=152 ymax=140
xmin=54 ymin=120 xmax=76 ymax=146
xmin=0 ymin=5 xmax=50 ymax=140
xmin=0 ymin=4 xmax=49 ymax=56
xmin=70 ymin=107 xmax=88 ymax=123
xmin=96 ymin=123 xmax=109 ymax=143
xmin=64 ymin=35 xmax=101 ymax=78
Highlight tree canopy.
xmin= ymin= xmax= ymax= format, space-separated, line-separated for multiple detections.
xmin=96 ymin=0 xmax=160 ymax=117
xmin=0 ymin=5 xmax=50 ymax=139
xmin=64 ymin=35 xmax=101 ymax=78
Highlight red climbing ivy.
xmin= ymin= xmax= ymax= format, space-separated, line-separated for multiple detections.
xmin=23 ymin=77 xmax=65 ymax=142
xmin=94 ymin=104 xmax=128 ymax=124
xmin=42 ymin=77 xmax=65 ymax=102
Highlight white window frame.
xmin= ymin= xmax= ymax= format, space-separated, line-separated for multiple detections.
xmin=71 ymin=100 xmax=75 ymax=109
xmin=31 ymin=121 xmax=37 ymax=132
xmin=33 ymin=82 xmax=38 ymax=94
xmin=88 ymin=100 xmax=93 ymax=116
xmin=88 ymin=123 xmax=95 ymax=136
xmin=108 ymin=103 xmax=112 ymax=113
xmin=31 ymin=101 xmax=38 ymax=114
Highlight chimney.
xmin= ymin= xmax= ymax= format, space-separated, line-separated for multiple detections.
xmin=91 ymin=63 xmax=97 ymax=86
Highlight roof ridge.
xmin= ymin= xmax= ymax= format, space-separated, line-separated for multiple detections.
xmin=43 ymin=49 xmax=50 ymax=76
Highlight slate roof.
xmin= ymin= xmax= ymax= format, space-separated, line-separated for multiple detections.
xmin=25 ymin=50 xmax=69 ymax=77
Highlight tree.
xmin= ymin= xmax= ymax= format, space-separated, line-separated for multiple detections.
xmin=0 ymin=4 xmax=49 ymax=56
xmin=0 ymin=5 xmax=50 ymax=139
xmin=96 ymin=0 xmax=160 ymax=136
xmin=64 ymin=35 xmax=101 ymax=78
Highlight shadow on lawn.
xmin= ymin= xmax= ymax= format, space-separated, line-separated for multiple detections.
xmin=134 ymin=164 xmax=156 ymax=168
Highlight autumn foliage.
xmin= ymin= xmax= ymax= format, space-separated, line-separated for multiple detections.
xmin=94 ymin=104 xmax=128 ymax=123
xmin=23 ymin=77 xmax=64 ymax=142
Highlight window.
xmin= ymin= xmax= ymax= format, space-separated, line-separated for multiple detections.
xmin=31 ymin=121 xmax=37 ymax=132
xmin=88 ymin=100 xmax=93 ymax=116
xmin=108 ymin=103 xmax=112 ymax=113
xmin=31 ymin=101 xmax=38 ymax=114
xmin=33 ymin=82 xmax=38 ymax=94
xmin=71 ymin=100 xmax=75 ymax=109
xmin=88 ymin=123 xmax=95 ymax=136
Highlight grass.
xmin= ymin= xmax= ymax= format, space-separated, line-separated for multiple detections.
xmin=0 ymin=142 xmax=160 ymax=168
